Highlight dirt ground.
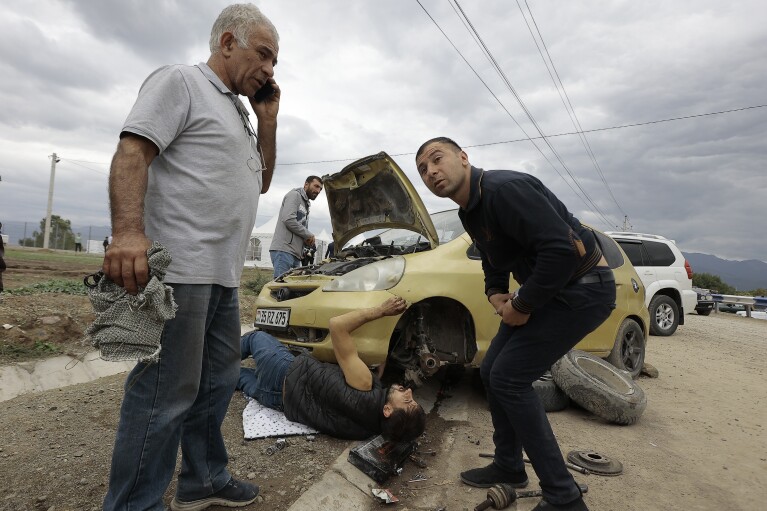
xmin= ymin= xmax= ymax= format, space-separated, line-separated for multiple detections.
xmin=1 ymin=248 xmax=766 ymax=510
xmin=0 ymin=249 xmax=350 ymax=511
xmin=0 ymin=249 xmax=261 ymax=364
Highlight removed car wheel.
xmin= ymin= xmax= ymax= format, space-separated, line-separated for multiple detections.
xmin=649 ymin=295 xmax=679 ymax=336
xmin=606 ymin=319 xmax=645 ymax=379
xmin=552 ymin=350 xmax=646 ymax=425
xmin=532 ymin=371 xmax=569 ymax=412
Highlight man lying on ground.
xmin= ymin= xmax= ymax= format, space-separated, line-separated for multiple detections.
xmin=238 ymin=296 xmax=426 ymax=441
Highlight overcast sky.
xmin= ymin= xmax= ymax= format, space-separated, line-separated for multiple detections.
xmin=1 ymin=0 xmax=765 ymax=262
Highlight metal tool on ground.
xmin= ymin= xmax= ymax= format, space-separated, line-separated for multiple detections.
xmin=409 ymin=453 xmax=428 ymax=468
xmin=265 ymin=438 xmax=287 ymax=456
xmin=566 ymin=450 xmax=623 ymax=476
xmin=474 ymin=483 xmax=589 ymax=511
xmin=477 ymin=453 xmax=590 ymax=474
xmin=522 ymin=456 xmax=590 ymax=475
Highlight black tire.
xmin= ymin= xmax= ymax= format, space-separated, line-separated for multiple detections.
xmin=697 ymin=309 xmax=712 ymax=316
xmin=532 ymin=372 xmax=569 ymax=412
xmin=606 ymin=319 xmax=645 ymax=379
xmin=649 ymin=295 xmax=679 ymax=336
xmin=552 ymin=350 xmax=647 ymax=425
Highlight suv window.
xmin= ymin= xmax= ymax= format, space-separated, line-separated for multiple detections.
xmin=643 ymin=240 xmax=676 ymax=266
xmin=617 ymin=241 xmax=644 ymax=267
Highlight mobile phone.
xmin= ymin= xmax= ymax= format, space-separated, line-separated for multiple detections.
xmin=253 ymin=81 xmax=276 ymax=103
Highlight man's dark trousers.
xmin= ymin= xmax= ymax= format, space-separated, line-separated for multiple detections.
xmin=480 ymin=270 xmax=616 ymax=505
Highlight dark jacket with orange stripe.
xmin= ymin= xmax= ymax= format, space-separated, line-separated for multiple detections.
xmin=458 ymin=167 xmax=602 ymax=313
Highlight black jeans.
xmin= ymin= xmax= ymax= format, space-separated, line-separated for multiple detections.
xmin=480 ymin=269 xmax=616 ymax=504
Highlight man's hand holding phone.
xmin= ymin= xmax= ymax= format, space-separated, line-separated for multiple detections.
xmin=250 ymin=78 xmax=279 ymax=123
xmin=253 ymin=79 xmax=276 ymax=103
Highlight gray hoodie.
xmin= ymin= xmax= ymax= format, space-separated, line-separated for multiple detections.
xmin=269 ymin=187 xmax=314 ymax=259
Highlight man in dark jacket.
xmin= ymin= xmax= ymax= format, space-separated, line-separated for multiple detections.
xmin=415 ymin=137 xmax=615 ymax=511
xmin=238 ymin=296 xmax=426 ymax=441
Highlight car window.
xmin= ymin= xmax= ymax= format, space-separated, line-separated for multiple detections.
xmin=375 ymin=209 xmax=466 ymax=247
xmin=593 ymin=231 xmax=624 ymax=269
xmin=616 ymin=240 xmax=645 ymax=267
xmin=429 ymin=209 xmax=466 ymax=243
xmin=643 ymin=240 xmax=676 ymax=266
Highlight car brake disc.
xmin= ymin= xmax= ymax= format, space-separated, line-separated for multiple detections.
xmin=567 ymin=450 xmax=623 ymax=476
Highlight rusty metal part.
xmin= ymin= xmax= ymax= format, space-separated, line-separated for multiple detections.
xmin=474 ymin=483 xmax=515 ymax=511
xmin=474 ymin=482 xmax=589 ymax=510
xmin=419 ymin=352 xmax=441 ymax=376
xmin=409 ymin=454 xmax=428 ymax=468
xmin=265 ymin=438 xmax=288 ymax=456
xmin=567 ymin=450 xmax=623 ymax=476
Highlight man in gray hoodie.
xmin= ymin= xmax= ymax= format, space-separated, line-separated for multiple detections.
xmin=269 ymin=175 xmax=323 ymax=278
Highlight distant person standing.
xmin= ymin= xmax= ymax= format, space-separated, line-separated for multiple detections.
xmin=325 ymin=238 xmax=335 ymax=258
xmin=0 ymin=222 xmax=6 ymax=293
xmin=102 ymin=236 xmax=109 ymax=252
xmin=269 ymin=175 xmax=323 ymax=278
xmin=74 ymin=233 xmax=83 ymax=252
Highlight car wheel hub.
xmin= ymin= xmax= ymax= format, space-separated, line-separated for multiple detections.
xmin=655 ymin=303 xmax=675 ymax=329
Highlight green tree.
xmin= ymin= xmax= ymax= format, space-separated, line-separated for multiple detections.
xmin=18 ymin=215 xmax=76 ymax=249
xmin=693 ymin=272 xmax=736 ymax=294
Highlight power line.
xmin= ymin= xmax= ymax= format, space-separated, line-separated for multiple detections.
xmin=59 ymin=158 xmax=110 ymax=176
xmin=441 ymin=0 xmax=617 ymax=227
xmin=277 ymin=103 xmax=767 ymax=164
xmin=414 ymin=0 xmax=599 ymax=222
xmin=52 ymin=104 xmax=767 ymax=167
xmin=518 ymin=0 xmax=627 ymax=218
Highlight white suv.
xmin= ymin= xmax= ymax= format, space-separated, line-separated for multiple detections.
xmin=606 ymin=232 xmax=697 ymax=336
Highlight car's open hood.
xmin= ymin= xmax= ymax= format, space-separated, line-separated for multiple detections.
xmin=323 ymin=152 xmax=439 ymax=250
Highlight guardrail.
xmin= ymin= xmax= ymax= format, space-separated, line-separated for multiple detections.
xmin=710 ymin=294 xmax=766 ymax=318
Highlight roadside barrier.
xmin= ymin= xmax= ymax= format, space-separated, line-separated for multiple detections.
xmin=710 ymin=294 xmax=766 ymax=317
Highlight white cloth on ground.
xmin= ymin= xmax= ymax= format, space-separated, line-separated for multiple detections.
xmin=242 ymin=397 xmax=318 ymax=440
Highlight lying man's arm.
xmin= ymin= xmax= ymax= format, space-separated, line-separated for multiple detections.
xmin=328 ymin=296 xmax=407 ymax=391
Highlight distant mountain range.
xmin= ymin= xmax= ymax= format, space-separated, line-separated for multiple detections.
xmin=683 ymin=252 xmax=767 ymax=291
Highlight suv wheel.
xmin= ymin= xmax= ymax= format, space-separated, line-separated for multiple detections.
xmin=649 ymin=295 xmax=679 ymax=336
xmin=606 ymin=319 xmax=645 ymax=378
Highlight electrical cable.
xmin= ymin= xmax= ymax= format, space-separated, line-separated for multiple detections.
xmin=448 ymin=0 xmax=616 ymax=227
xmin=518 ymin=0 xmax=627 ymax=218
xmin=414 ymin=0 xmax=599 ymax=222
xmin=55 ymin=104 xmax=767 ymax=167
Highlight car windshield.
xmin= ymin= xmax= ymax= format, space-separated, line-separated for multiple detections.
xmin=375 ymin=209 xmax=465 ymax=247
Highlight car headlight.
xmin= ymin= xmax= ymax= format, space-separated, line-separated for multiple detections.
xmin=323 ymin=257 xmax=405 ymax=292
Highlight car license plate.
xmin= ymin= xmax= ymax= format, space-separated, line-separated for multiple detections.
xmin=255 ymin=308 xmax=291 ymax=329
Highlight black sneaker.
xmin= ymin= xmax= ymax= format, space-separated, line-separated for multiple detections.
xmin=170 ymin=478 xmax=259 ymax=511
xmin=531 ymin=497 xmax=589 ymax=510
xmin=459 ymin=462 xmax=529 ymax=488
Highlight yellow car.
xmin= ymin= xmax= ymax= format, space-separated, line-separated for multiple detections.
xmin=254 ymin=152 xmax=650 ymax=382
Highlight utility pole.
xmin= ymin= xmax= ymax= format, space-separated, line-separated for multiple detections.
xmin=621 ymin=215 xmax=632 ymax=232
xmin=43 ymin=153 xmax=60 ymax=249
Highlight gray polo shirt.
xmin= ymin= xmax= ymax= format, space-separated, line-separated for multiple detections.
xmin=122 ymin=63 xmax=262 ymax=286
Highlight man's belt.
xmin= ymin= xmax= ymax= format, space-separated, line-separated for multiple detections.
xmin=574 ymin=270 xmax=615 ymax=285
